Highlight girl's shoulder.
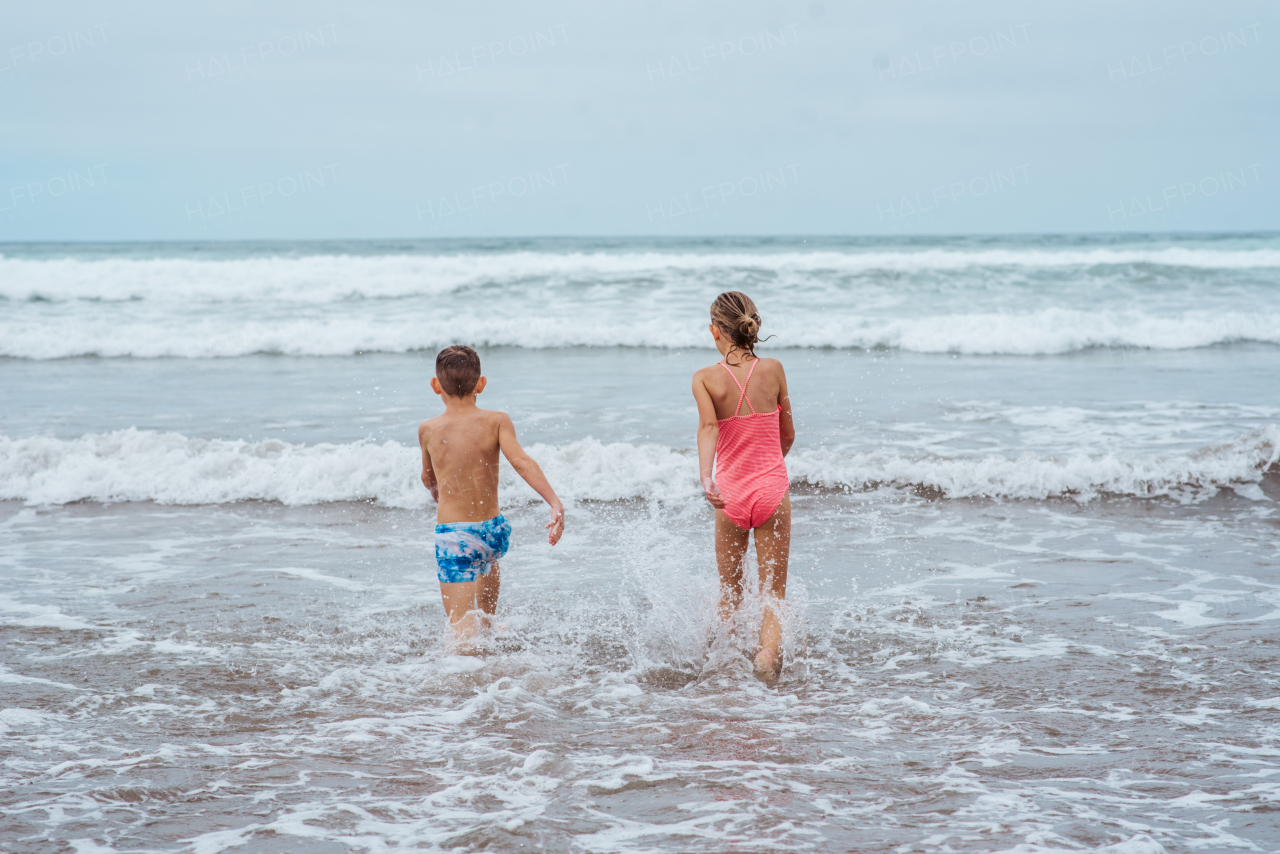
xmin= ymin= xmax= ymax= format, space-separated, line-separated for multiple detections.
xmin=755 ymin=356 xmax=786 ymax=373
xmin=693 ymin=356 xmax=784 ymax=380
xmin=692 ymin=363 xmax=724 ymax=386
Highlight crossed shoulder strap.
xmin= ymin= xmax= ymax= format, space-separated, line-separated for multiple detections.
xmin=718 ymin=359 xmax=758 ymax=417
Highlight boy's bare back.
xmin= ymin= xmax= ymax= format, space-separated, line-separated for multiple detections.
xmin=418 ymin=407 xmax=513 ymax=525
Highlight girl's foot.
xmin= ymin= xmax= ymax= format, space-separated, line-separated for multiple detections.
xmin=753 ymin=648 xmax=781 ymax=683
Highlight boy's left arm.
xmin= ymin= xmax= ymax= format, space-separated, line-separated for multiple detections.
xmin=418 ymin=422 xmax=439 ymax=503
xmin=495 ymin=413 xmax=565 ymax=545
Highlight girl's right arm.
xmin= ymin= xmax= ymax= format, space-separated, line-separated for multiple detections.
xmin=692 ymin=371 xmax=725 ymax=509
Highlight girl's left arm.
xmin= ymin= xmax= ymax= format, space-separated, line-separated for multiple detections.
xmin=777 ymin=363 xmax=796 ymax=456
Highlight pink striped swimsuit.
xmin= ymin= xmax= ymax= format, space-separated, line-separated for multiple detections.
xmin=715 ymin=359 xmax=789 ymax=530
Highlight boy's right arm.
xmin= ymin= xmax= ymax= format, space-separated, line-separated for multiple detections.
xmin=495 ymin=413 xmax=565 ymax=545
xmin=418 ymin=422 xmax=439 ymax=503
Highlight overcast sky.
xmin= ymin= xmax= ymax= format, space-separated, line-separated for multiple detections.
xmin=2 ymin=1 xmax=1276 ymax=240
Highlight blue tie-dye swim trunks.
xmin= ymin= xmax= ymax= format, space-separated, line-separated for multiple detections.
xmin=434 ymin=514 xmax=511 ymax=583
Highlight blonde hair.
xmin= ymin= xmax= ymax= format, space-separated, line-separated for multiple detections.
xmin=710 ymin=291 xmax=768 ymax=357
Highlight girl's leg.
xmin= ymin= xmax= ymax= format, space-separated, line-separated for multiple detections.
xmin=752 ymin=493 xmax=791 ymax=679
xmin=714 ymin=510 xmax=751 ymax=625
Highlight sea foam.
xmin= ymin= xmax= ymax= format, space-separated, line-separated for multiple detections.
xmin=2 ymin=427 xmax=1275 ymax=507
xmin=5 ymin=246 xmax=1280 ymax=358
xmin=3 ymin=247 xmax=1280 ymax=303
xmin=4 ymin=309 xmax=1280 ymax=359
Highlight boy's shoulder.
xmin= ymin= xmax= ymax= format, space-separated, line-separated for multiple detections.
xmin=417 ymin=415 xmax=438 ymax=444
xmin=471 ymin=408 xmax=512 ymax=445
xmin=418 ymin=408 xmax=508 ymax=451
xmin=419 ymin=407 xmax=510 ymax=429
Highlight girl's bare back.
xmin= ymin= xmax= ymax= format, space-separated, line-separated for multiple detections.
xmin=698 ymin=356 xmax=786 ymax=420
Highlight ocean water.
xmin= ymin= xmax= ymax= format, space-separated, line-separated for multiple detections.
xmin=2 ymin=234 xmax=1279 ymax=853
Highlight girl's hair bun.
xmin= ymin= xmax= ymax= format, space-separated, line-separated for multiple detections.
xmin=710 ymin=291 xmax=771 ymax=356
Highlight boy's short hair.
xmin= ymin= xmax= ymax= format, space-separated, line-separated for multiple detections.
xmin=435 ymin=345 xmax=481 ymax=397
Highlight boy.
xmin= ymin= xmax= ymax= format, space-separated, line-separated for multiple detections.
xmin=418 ymin=345 xmax=565 ymax=645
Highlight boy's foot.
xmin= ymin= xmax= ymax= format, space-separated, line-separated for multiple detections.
xmin=478 ymin=614 xmax=508 ymax=632
xmin=444 ymin=612 xmax=485 ymax=655
xmin=447 ymin=636 xmax=482 ymax=656
xmin=753 ymin=648 xmax=781 ymax=683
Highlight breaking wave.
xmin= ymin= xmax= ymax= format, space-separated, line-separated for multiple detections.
xmin=2 ymin=427 xmax=1276 ymax=507
xmin=3 ymin=247 xmax=1280 ymax=303
xmin=5 ymin=309 xmax=1280 ymax=359
xmin=5 ymin=243 xmax=1280 ymax=358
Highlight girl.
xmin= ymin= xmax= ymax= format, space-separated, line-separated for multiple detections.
xmin=691 ymin=291 xmax=795 ymax=682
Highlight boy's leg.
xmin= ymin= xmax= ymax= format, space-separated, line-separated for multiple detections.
xmin=439 ymin=579 xmax=482 ymax=643
xmin=477 ymin=562 xmax=500 ymax=615
xmin=752 ymin=493 xmax=791 ymax=679
xmin=714 ymin=510 xmax=751 ymax=624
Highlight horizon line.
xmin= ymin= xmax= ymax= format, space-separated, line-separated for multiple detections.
xmin=1 ymin=229 xmax=1278 ymax=247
